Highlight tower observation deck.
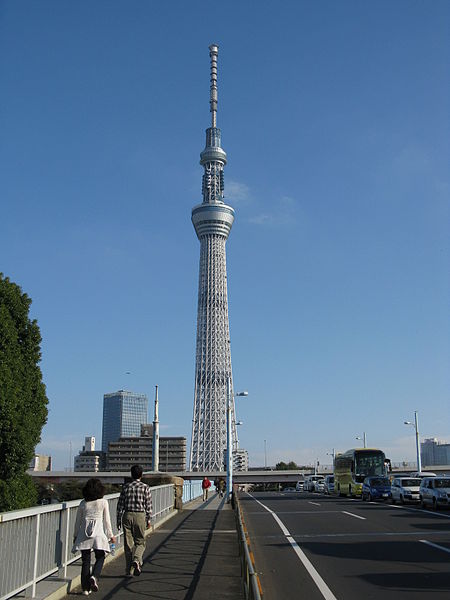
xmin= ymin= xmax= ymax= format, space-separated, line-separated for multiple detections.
xmin=190 ymin=44 xmax=238 ymax=471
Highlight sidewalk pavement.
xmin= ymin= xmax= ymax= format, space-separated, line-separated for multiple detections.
xmin=66 ymin=492 xmax=245 ymax=600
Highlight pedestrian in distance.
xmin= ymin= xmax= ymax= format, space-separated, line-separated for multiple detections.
xmin=72 ymin=478 xmax=116 ymax=595
xmin=218 ymin=477 xmax=226 ymax=498
xmin=202 ymin=476 xmax=211 ymax=501
xmin=117 ymin=464 xmax=153 ymax=578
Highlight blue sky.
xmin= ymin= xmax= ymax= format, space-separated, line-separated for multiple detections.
xmin=1 ymin=1 xmax=449 ymax=470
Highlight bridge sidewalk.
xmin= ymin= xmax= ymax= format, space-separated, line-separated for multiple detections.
xmin=67 ymin=492 xmax=244 ymax=600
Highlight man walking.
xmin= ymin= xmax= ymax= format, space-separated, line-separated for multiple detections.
xmin=117 ymin=464 xmax=153 ymax=577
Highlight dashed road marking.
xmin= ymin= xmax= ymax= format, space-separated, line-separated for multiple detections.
xmin=342 ymin=511 xmax=366 ymax=520
xmin=420 ymin=539 xmax=450 ymax=555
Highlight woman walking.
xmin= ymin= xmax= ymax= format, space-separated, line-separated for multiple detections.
xmin=73 ymin=478 xmax=116 ymax=595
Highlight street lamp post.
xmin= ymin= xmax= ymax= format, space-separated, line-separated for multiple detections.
xmin=264 ymin=439 xmax=267 ymax=469
xmin=356 ymin=432 xmax=367 ymax=448
xmin=404 ymin=411 xmax=421 ymax=474
xmin=327 ymin=449 xmax=336 ymax=469
xmin=226 ymin=379 xmax=248 ymax=502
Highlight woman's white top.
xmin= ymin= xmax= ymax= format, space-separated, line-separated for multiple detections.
xmin=73 ymin=499 xmax=113 ymax=552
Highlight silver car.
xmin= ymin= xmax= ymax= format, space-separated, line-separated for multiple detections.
xmin=391 ymin=477 xmax=421 ymax=504
xmin=419 ymin=477 xmax=450 ymax=510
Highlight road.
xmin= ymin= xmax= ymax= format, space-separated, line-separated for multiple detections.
xmin=240 ymin=490 xmax=450 ymax=599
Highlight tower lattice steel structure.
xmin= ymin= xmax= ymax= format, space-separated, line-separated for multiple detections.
xmin=190 ymin=44 xmax=238 ymax=471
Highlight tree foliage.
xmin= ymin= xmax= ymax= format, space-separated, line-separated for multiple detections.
xmin=0 ymin=274 xmax=48 ymax=511
xmin=275 ymin=461 xmax=299 ymax=470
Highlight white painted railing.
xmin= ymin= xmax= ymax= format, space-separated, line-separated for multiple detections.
xmin=182 ymin=480 xmax=203 ymax=503
xmin=0 ymin=481 xmax=203 ymax=600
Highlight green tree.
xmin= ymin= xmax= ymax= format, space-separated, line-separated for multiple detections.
xmin=275 ymin=460 xmax=299 ymax=470
xmin=0 ymin=274 xmax=48 ymax=511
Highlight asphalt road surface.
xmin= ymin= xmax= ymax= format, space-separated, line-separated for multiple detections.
xmin=240 ymin=490 xmax=450 ymax=599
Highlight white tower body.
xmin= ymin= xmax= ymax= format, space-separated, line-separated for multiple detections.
xmin=190 ymin=45 xmax=238 ymax=471
xmin=152 ymin=385 xmax=160 ymax=472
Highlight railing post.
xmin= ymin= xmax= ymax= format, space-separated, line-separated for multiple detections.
xmin=63 ymin=504 xmax=70 ymax=579
xmin=31 ymin=513 xmax=40 ymax=598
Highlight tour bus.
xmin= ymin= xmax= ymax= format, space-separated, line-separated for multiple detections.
xmin=334 ymin=448 xmax=389 ymax=497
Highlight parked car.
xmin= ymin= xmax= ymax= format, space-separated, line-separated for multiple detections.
xmin=296 ymin=481 xmax=304 ymax=492
xmin=419 ymin=477 xmax=450 ymax=510
xmin=304 ymin=475 xmax=325 ymax=492
xmin=391 ymin=477 xmax=421 ymax=504
xmin=410 ymin=471 xmax=437 ymax=478
xmin=284 ymin=487 xmax=296 ymax=492
xmin=315 ymin=479 xmax=325 ymax=493
xmin=361 ymin=476 xmax=392 ymax=501
xmin=324 ymin=475 xmax=335 ymax=495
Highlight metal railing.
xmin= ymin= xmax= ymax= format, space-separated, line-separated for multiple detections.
xmin=234 ymin=492 xmax=262 ymax=600
xmin=182 ymin=479 xmax=203 ymax=503
xmin=0 ymin=482 xmax=196 ymax=600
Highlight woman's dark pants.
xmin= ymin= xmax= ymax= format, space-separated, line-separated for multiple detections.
xmin=81 ymin=549 xmax=105 ymax=591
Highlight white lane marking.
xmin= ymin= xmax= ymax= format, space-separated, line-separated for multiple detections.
xmin=245 ymin=510 xmax=344 ymax=515
xmin=309 ymin=501 xmax=321 ymax=506
xmin=420 ymin=539 xmax=450 ymax=555
xmin=248 ymin=494 xmax=338 ymax=600
xmin=342 ymin=511 xmax=366 ymax=521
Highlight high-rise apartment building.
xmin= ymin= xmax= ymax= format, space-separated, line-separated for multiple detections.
xmin=233 ymin=449 xmax=249 ymax=472
xmin=107 ymin=425 xmax=186 ymax=472
xmin=190 ymin=45 xmax=239 ymax=471
xmin=102 ymin=390 xmax=148 ymax=452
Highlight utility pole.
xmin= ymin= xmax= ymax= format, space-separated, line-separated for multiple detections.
xmin=226 ymin=377 xmax=233 ymax=502
xmin=414 ymin=411 xmax=421 ymax=474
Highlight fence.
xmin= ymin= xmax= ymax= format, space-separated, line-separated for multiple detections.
xmin=182 ymin=480 xmax=203 ymax=503
xmin=0 ymin=481 xmax=202 ymax=600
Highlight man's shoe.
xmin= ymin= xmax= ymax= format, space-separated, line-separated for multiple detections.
xmin=90 ymin=577 xmax=98 ymax=592
xmin=82 ymin=591 xmax=91 ymax=595
xmin=132 ymin=561 xmax=141 ymax=576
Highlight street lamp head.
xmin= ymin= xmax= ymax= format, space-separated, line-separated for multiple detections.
xmin=236 ymin=420 xmax=243 ymax=426
xmin=404 ymin=421 xmax=412 ymax=425
xmin=235 ymin=391 xmax=248 ymax=397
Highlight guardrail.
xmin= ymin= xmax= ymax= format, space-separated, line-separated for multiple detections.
xmin=0 ymin=481 xmax=202 ymax=600
xmin=234 ymin=491 xmax=262 ymax=600
xmin=182 ymin=479 xmax=203 ymax=503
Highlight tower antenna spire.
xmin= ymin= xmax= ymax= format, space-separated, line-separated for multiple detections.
xmin=209 ymin=44 xmax=219 ymax=128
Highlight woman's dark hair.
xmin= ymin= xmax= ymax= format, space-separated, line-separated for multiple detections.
xmin=83 ymin=478 xmax=105 ymax=502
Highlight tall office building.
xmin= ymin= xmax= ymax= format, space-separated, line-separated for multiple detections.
xmin=190 ymin=45 xmax=238 ymax=471
xmin=101 ymin=390 xmax=148 ymax=452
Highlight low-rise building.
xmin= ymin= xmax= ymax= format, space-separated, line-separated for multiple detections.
xmin=74 ymin=436 xmax=106 ymax=472
xmin=29 ymin=454 xmax=52 ymax=471
xmin=421 ymin=438 xmax=450 ymax=466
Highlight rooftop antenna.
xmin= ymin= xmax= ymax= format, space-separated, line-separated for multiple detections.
xmin=209 ymin=44 xmax=219 ymax=128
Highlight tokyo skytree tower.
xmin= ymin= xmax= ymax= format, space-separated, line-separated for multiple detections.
xmin=190 ymin=44 xmax=238 ymax=471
